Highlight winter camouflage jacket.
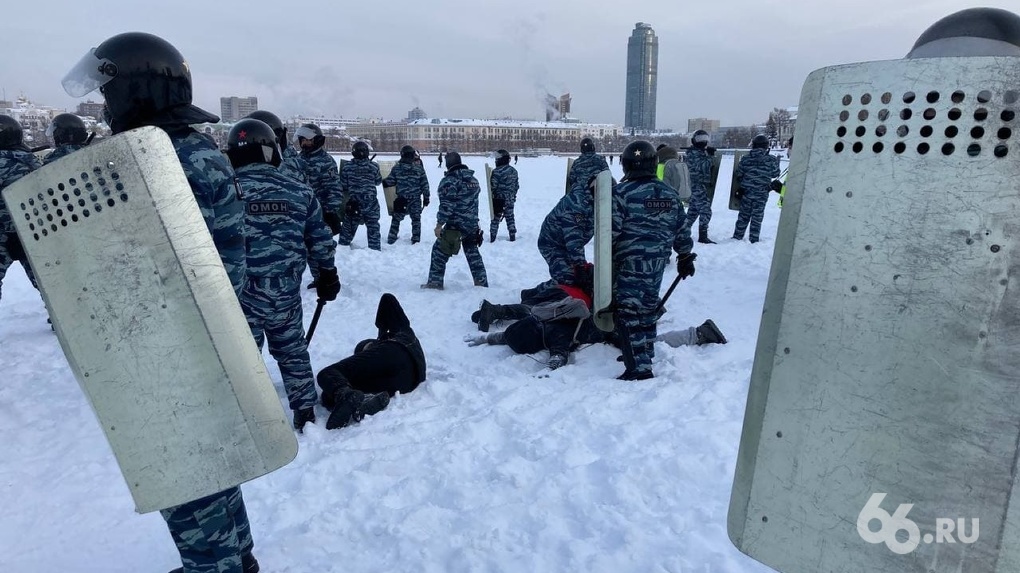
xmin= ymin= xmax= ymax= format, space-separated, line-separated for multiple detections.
xmin=169 ymin=128 xmax=247 ymax=296
xmin=280 ymin=145 xmax=308 ymax=185
xmin=566 ymin=151 xmax=609 ymax=194
xmin=612 ymin=175 xmax=693 ymax=271
xmin=735 ymin=149 xmax=781 ymax=196
xmin=490 ymin=164 xmax=519 ymax=200
xmin=538 ymin=186 xmax=594 ymax=263
xmin=301 ymin=146 xmax=343 ymax=214
xmin=340 ymin=157 xmax=382 ymax=202
xmin=0 ymin=148 xmax=41 ymax=235
xmin=235 ymin=162 xmax=336 ymax=279
xmin=42 ymin=144 xmax=86 ymax=166
xmin=435 ymin=164 xmax=481 ymax=232
xmin=382 ymin=159 xmax=430 ymax=201
xmin=685 ymin=147 xmax=713 ymax=193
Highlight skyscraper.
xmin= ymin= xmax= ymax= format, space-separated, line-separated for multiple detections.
xmin=625 ymin=22 xmax=658 ymax=132
xmin=219 ymin=96 xmax=258 ymax=123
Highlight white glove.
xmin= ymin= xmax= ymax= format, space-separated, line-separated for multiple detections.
xmin=465 ymin=334 xmax=488 ymax=347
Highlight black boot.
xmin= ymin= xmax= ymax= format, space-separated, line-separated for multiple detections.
xmin=695 ymin=319 xmax=728 ymax=345
xmin=293 ymin=407 xmax=316 ymax=432
xmin=508 ymin=232 xmax=516 ymax=242
xmin=326 ymin=389 xmax=390 ymax=430
xmin=477 ymin=300 xmax=497 ymax=332
xmin=698 ymin=229 xmax=716 ymax=244
xmin=169 ymin=553 xmax=259 ymax=573
xmin=478 ymin=301 xmax=529 ymax=332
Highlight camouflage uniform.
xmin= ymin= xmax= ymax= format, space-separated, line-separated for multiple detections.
xmin=425 ymin=164 xmax=487 ymax=287
xmin=236 ymin=162 xmax=336 ymax=413
xmin=489 ymin=164 xmax=519 ymax=240
xmin=301 ymin=147 xmax=343 ymax=216
xmin=0 ymin=148 xmax=42 ymax=300
xmin=537 ymin=187 xmax=593 ymax=284
xmin=612 ymin=175 xmax=693 ymax=377
xmin=42 ymin=143 xmax=86 ymax=166
xmin=383 ymin=159 xmax=430 ymax=244
xmin=684 ymin=147 xmax=713 ymax=236
xmin=567 ymin=151 xmax=609 ymax=194
xmin=160 ymin=127 xmax=252 ymax=573
xmin=733 ymin=149 xmax=780 ymax=242
xmin=337 ymin=158 xmax=383 ymax=250
xmin=280 ymin=145 xmax=308 ymax=185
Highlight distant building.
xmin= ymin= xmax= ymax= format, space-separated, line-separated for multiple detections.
xmin=688 ymin=118 xmax=720 ymax=133
xmin=345 ymin=118 xmax=622 ymax=153
xmin=544 ymin=93 xmax=571 ymax=122
xmin=76 ymin=100 xmax=105 ymax=120
xmin=219 ymin=96 xmax=258 ymax=123
xmin=291 ymin=115 xmax=360 ymax=130
xmin=625 ymin=22 xmax=658 ymax=132
xmin=407 ymin=107 xmax=427 ymax=121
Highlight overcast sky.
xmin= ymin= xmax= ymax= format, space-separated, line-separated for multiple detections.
xmin=0 ymin=0 xmax=1004 ymax=129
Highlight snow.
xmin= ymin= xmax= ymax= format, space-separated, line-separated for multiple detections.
xmin=0 ymin=152 xmax=785 ymax=573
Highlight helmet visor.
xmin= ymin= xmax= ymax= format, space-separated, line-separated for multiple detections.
xmin=293 ymin=125 xmax=318 ymax=142
xmin=61 ymin=48 xmax=119 ymax=98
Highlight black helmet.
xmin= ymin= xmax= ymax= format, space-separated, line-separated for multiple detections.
xmin=580 ymin=137 xmax=595 ymax=153
xmin=47 ymin=113 xmax=89 ymax=146
xmin=908 ymin=7 xmax=1020 ymax=58
xmin=752 ymin=134 xmax=770 ymax=149
xmin=246 ymin=110 xmax=287 ymax=148
xmin=495 ymin=149 xmax=511 ymax=167
xmin=0 ymin=115 xmax=25 ymax=150
xmin=294 ymin=123 xmax=325 ymax=151
xmin=620 ymin=140 xmax=657 ymax=179
xmin=61 ymin=32 xmax=218 ymax=134
xmin=226 ymin=118 xmax=282 ymax=169
xmin=692 ymin=130 xmax=710 ymax=148
xmin=352 ymin=141 xmax=371 ymax=159
xmin=400 ymin=145 xmax=416 ymax=162
xmin=444 ymin=151 xmax=463 ymax=169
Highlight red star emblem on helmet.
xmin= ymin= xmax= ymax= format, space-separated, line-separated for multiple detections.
xmin=238 ymin=130 xmax=247 ymax=139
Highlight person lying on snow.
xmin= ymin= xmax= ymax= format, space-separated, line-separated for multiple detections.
xmin=464 ymin=279 xmax=726 ymax=371
xmin=316 ymin=293 xmax=426 ymax=429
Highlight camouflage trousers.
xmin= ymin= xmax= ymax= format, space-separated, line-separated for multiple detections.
xmin=161 ymin=486 xmax=253 ymax=573
xmin=338 ymin=192 xmax=382 ymax=250
xmin=537 ymin=234 xmax=581 ymax=285
xmin=489 ymin=195 xmax=517 ymax=238
xmin=241 ymin=276 xmax=318 ymax=411
xmin=0 ymin=232 xmax=39 ymax=302
xmin=614 ymin=263 xmax=668 ymax=375
xmin=733 ymin=190 xmax=769 ymax=242
xmin=387 ymin=195 xmax=423 ymax=243
xmin=684 ymin=185 xmax=713 ymax=235
xmin=426 ymin=231 xmax=487 ymax=287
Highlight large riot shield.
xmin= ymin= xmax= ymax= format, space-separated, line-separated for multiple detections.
xmin=592 ymin=169 xmax=614 ymax=332
xmin=379 ymin=160 xmax=397 ymax=216
xmin=729 ymin=57 xmax=1020 ymax=572
xmin=1 ymin=126 xmax=298 ymax=513
xmin=485 ymin=163 xmax=495 ymax=221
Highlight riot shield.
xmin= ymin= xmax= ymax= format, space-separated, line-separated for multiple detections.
xmin=592 ymin=169 xmax=614 ymax=332
xmin=729 ymin=56 xmax=1020 ymax=573
xmin=2 ymin=126 xmax=298 ymax=513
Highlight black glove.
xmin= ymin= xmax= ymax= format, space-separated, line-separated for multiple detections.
xmin=316 ymin=267 xmax=341 ymax=301
xmin=423 ymin=196 xmax=430 ymax=208
xmin=344 ymin=198 xmax=360 ymax=218
xmin=322 ymin=211 xmax=342 ymax=235
xmin=706 ymin=146 xmax=717 ymax=156
xmin=676 ymin=252 xmax=697 ymax=280
xmin=769 ymin=179 xmax=784 ymax=193
xmin=5 ymin=233 xmax=26 ymax=261
xmin=735 ymin=187 xmax=745 ymax=199
xmin=571 ymin=262 xmax=594 ymax=293
xmin=392 ymin=196 xmax=408 ymax=214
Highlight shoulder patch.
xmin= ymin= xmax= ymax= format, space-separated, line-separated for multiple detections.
xmin=247 ymin=200 xmax=290 ymax=215
xmin=644 ymin=198 xmax=675 ymax=211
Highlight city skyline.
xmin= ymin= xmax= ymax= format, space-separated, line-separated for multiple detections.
xmin=0 ymin=1 xmax=1000 ymax=129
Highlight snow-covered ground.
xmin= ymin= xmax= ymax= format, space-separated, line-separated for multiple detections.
xmin=0 ymin=152 xmax=785 ymax=573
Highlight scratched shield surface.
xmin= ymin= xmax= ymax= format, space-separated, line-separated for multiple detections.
xmin=729 ymin=57 xmax=1020 ymax=573
xmin=2 ymin=127 xmax=298 ymax=513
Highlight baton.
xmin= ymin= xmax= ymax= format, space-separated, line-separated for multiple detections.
xmin=654 ymin=273 xmax=683 ymax=316
xmin=306 ymin=299 xmax=326 ymax=344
